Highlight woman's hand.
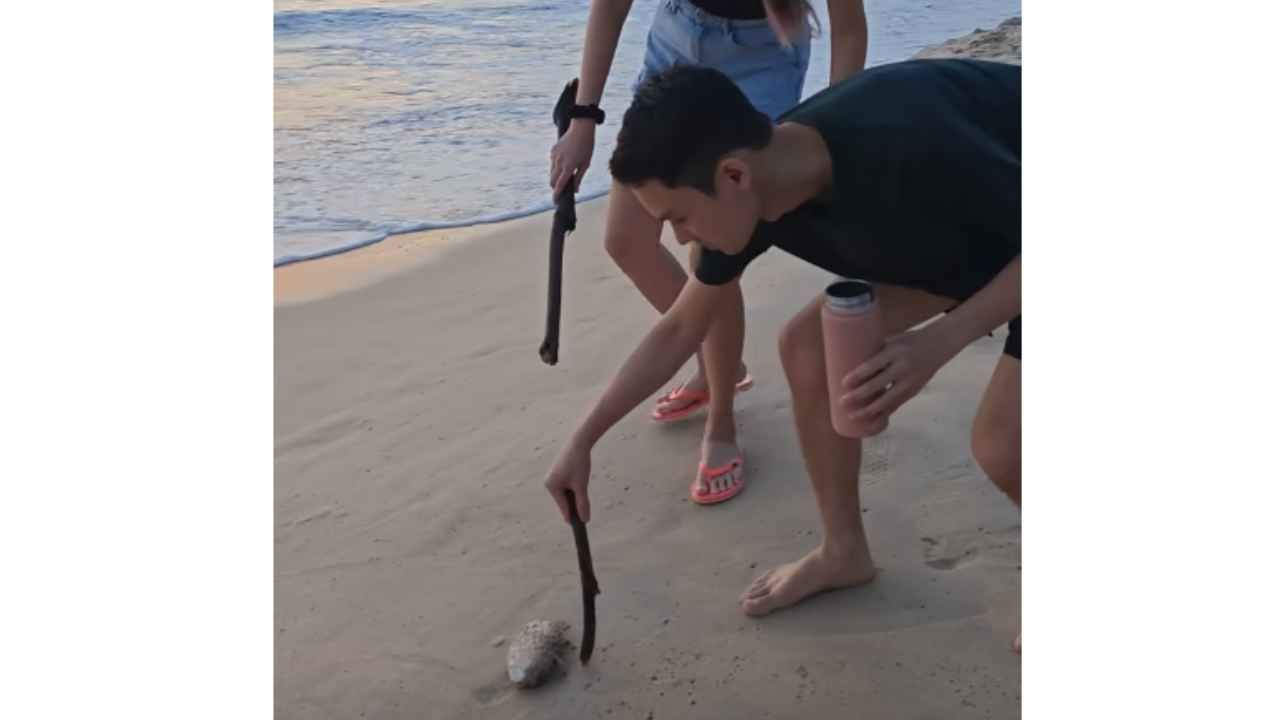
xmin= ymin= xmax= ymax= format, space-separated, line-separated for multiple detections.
xmin=549 ymin=120 xmax=596 ymax=199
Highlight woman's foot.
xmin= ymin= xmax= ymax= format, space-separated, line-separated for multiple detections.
xmin=739 ymin=544 xmax=877 ymax=617
xmin=691 ymin=438 xmax=745 ymax=503
xmin=654 ymin=363 xmax=751 ymax=417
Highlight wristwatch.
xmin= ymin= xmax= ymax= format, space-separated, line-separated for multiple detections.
xmin=567 ymin=103 xmax=606 ymax=125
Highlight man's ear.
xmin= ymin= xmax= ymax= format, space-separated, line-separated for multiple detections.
xmin=718 ymin=156 xmax=752 ymax=191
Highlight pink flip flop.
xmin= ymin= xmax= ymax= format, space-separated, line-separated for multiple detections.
xmin=651 ymin=374 xmax=755 ymax=424
xmin=690 ymin=455 xmax=746 ymax=505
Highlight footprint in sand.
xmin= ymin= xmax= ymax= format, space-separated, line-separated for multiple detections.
xmin=471 ymin=673 xmax=516 ymax=707
xmin=794 ymin=663 xmax=816 ymax=701
xmin=921 ymin=526 xmax=1020 ymax=571
xmin=275 ymin=413 xmax=367 ymax=456
xmin=465 ymin=342 xmax=504 ymax=361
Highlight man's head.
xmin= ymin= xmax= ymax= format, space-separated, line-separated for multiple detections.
xmin=609 ymin=66 xmax=774 ymax=255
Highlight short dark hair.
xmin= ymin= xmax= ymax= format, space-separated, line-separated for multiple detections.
xmin=609 ymin=65 xmax=773 ymax=194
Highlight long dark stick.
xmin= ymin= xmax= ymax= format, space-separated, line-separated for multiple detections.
xmin=539 ymin=80 xmax=580 ymax=366
xmin=564 ymin=489 xmax=600 ymax=663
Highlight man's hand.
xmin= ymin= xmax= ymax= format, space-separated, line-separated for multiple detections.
xmin=541 ymin=271 xmax=727 ymax=526
xmin=545 ymin=440 xmax=592 ymax=524
xmin=839 ymin=326 xmax=955 ymax=425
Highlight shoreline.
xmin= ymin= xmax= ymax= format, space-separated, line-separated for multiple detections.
xmin=274 ymin=197 xmax=608 ymax=306
xmin=273 ymin=189 xmax=611 ymax=270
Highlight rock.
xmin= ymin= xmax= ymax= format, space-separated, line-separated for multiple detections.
xmin=506 ymin=620 xmax=571 ymax=689
xmin=914 ymin=16 xmax=1021 ymax=65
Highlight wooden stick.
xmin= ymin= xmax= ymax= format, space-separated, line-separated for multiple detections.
xmin=538 ymin=189 xmax=574 ymax=365
xmin=539 ymin=80 xmax=580 ymax=366
xmin=564 ymin=489 xmax=600 ymax=663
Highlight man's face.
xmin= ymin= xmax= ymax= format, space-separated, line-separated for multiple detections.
xmin=629 ymin=159 xmax=760 ymax=255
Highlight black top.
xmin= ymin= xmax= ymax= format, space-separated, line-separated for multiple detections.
xmin=695 ymin=59 xmax=1022 ymax=302
xmin=689 ymin=1 xmax=767 ymax=21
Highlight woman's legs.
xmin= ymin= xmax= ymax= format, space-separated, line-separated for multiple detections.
xmin=603 ymin=181 xmax=747 ymax=497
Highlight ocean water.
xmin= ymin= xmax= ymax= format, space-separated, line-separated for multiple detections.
xmin=274 ymin=0 xmax=1020 ymax=265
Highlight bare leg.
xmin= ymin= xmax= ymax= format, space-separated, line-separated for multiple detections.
xmin=603 ymin=181 xmax=688 ymax=321
xmin=741 ymin=287 xmax=954 ymax=617
xmin=687 ymin=245 xmax=748 ymax=496
xmin=971 ymin=354 xmax=1021 ymax=650
xmin=971 ymin=355 xmax=1021 ymax=507
xmin=604 ymin=182 xmax=747 ymax=496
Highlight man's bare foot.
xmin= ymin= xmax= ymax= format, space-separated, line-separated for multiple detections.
xmin=739 ymin=544 xmax=876 ymax=617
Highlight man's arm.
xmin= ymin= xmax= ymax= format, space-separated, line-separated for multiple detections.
xmin=827 ymin=0 xmax=868 ymax=85
xmin=923 ymin=123 xmax=1021 ymax=352
xmin=546 ymin=275 xmax=734 ymax=523
xmin=844 ymin=131 xmax=1020 ymax=420
xmin=571 ymin=277 xmax=732 ymax=448
xmin=930 ymin=256 xmax=1020 ymax=356
xmin=844 ymin=256 xmax=1019 ymax=422
xmin=931 ymin=134 xmax=1021 ymax=352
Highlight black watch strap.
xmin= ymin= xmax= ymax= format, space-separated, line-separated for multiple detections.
xmin=568 ymin=104 xmax=606 ymax=125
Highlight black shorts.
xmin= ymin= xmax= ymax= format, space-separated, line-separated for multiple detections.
xmin=1004 ymin=315 xmax=1021 ymax=360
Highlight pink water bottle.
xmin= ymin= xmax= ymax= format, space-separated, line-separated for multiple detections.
xmin=821 ymin=279 xmax=888 ymax=438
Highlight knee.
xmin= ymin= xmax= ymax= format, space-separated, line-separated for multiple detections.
xmin=604 ymin=226 xmax=648 ymax=270
xmin=971 ymin=418 xmax=1020 ymax=501
xmin=778 ymin=314 xmax=826 ymax=397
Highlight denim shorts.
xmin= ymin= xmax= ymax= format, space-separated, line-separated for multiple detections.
xmin=635 ymin=0 xmax=811 ymax=120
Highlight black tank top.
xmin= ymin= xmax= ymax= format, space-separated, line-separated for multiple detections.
xmin=689 ymin=1 xmax=767 ymax=21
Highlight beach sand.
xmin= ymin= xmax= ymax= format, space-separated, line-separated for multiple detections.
xmin=276 ymin=21 xmax=1022 ymax=718
xmin=276 ymin=199 xmax=1021 ymax=719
